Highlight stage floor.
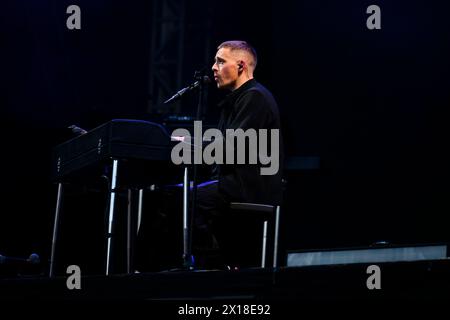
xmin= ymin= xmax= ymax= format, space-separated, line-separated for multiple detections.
xmin=1 ymin=259 xmax=449 ymax=314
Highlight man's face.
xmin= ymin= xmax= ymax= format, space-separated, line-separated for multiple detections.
xmin=212 ymin=48 xmax=240 ymax=90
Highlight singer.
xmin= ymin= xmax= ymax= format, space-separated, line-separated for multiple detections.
xmin=192 ymin=40 xmax=284 ymax=269
xmin=136 ymin=40 xmax=284 ymax=271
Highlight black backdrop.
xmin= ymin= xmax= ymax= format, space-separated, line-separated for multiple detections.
xmin=1 ymin=0 xmax=449 ymax=272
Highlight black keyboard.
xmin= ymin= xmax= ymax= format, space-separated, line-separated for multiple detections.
xmin=51 ymin=119 xmax=175 ymax=183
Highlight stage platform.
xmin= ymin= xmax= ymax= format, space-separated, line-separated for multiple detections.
xmin=1 ymin=259 xmax=449 ymax=314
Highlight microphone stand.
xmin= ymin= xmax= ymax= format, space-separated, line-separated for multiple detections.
xmin=182 ymin=71 xmax=207 ymax=270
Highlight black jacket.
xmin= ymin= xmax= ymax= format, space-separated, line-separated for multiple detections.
xmin=214 ymin=79 xmax=283 ymax=205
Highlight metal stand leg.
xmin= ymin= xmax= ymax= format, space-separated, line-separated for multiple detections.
xmin=127 ymin=189 xmax=132 ymax=274
xmin=137 ymin=188 xmax=144 ymax=234
xmin=106 ymin=159 xmax=119 ymax=276
xmin=273 ymin=206 xmax=281 ymax=268
xmin=182 ymin=166 xmax=193 ymax=269
xmin=261 ymin=220 xmax=268 ymax=268
xmin=127 ymin=188 xmax=141 ymax=274
xmin=49 ymin=183 xmax=64 ymax=278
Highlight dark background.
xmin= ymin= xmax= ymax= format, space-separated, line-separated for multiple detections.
xmin=1 ymin=0 xmax=449 ymax=274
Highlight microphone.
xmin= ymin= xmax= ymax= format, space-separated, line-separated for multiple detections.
xmin=164 ymin=76 xmax=211 ymax=105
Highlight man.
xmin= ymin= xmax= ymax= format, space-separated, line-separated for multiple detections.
xmin=137 ymin=41 xmax=283 ymax=271
xmin=194 ymin=40 xmax=283 ymax=268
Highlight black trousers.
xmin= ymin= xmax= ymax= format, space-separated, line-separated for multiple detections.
xmin=196 ymin=181 xmax=262 ymax=268
xmin=136 ymin=181 xmax=261 ymax=270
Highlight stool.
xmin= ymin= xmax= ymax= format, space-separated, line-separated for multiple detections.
xmin=229 ymin=202 xmax=281 ymax=268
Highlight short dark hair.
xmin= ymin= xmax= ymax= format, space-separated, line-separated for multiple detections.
xmin=217 ymin=40 xmax=258 ymax=68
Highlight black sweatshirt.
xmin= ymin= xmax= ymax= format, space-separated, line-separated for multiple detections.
xmin=213 ymin=79 xmax=284 ymax=205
